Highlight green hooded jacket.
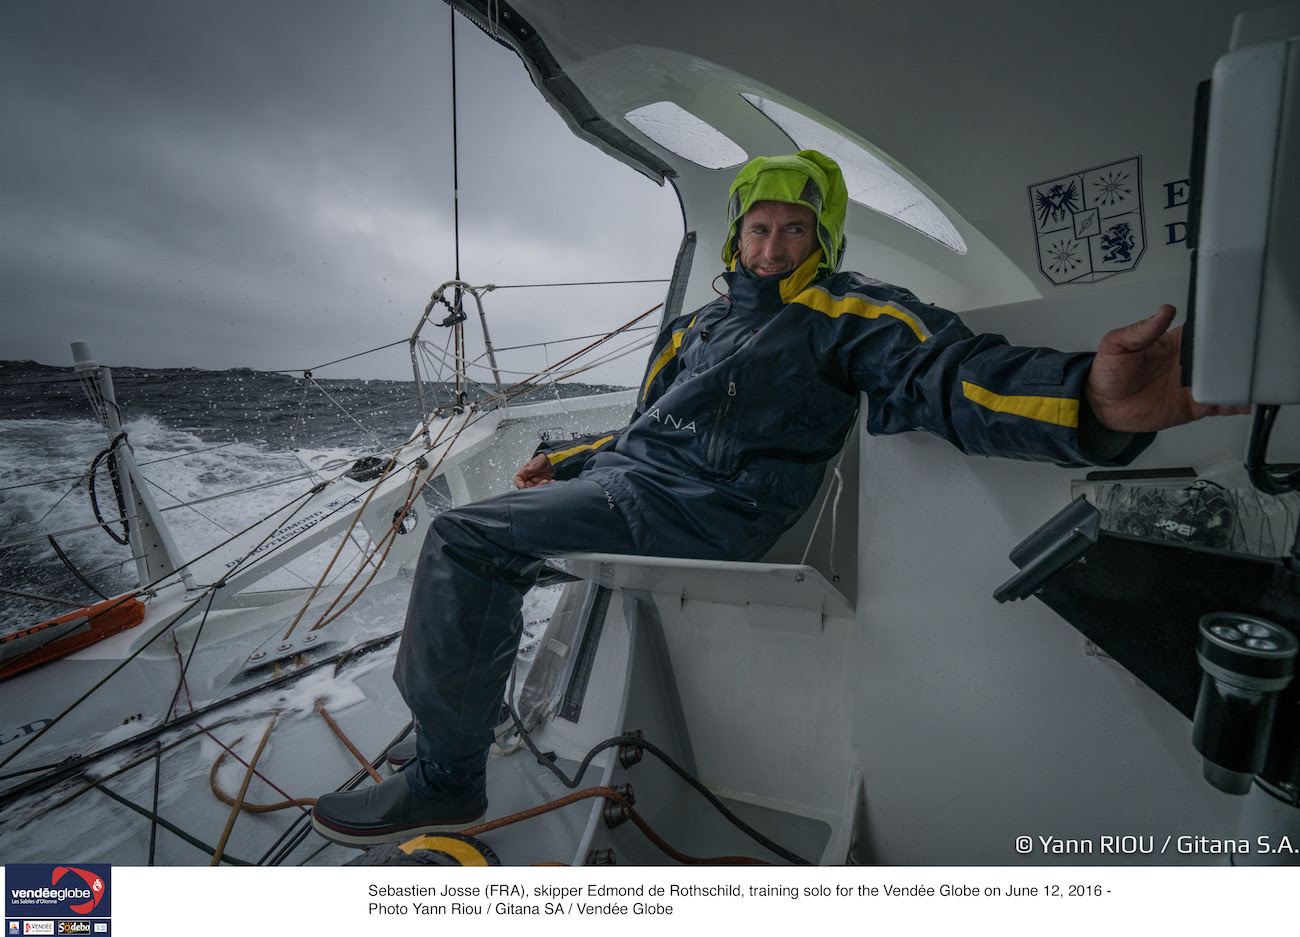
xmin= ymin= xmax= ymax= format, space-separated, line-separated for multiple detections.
xmin=722 ymin=149 xmax=848 ymax=279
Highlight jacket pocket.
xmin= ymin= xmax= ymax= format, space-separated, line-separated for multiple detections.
xmin=704 ymin=379 xmax=740 ymax=477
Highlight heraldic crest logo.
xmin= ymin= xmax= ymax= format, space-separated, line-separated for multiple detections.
xmin=1028 ymin=156 xmax=1146 ymax=285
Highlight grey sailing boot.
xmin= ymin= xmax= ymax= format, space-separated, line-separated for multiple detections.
xmin=310 ymin=768 xmax=486 ymax=847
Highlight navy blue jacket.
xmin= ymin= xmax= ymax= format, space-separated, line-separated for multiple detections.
xmin=537 ymin=255 xmax=1150 ymax=559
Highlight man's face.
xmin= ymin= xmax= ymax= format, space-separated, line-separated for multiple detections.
xmin=737 ymin=200 xmax=818 ymax=277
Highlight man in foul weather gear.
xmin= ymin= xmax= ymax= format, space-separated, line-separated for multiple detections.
xmin=310 ymin=150 xmax=1239 ymax=846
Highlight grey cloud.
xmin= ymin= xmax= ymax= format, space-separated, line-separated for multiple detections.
xmin=1 ymin=0 xmax=680 ymax=380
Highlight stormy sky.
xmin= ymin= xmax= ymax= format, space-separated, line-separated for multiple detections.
xmin=0 ymin=0 xmax=682 ymax=381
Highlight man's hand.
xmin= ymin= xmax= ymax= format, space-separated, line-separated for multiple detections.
xmin=513 ymin=453 xmax=556 ymax=489
xmin=1085 ymin=304 xmax=1249 ymax=433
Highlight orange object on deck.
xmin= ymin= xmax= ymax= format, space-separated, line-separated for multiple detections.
xmin=0 ymin=596 xmax=147 ymax=681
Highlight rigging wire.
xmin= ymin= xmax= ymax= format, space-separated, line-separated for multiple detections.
xmin=0 ymin=630 xmax=404 ymax=815
xmin=2 ymin=9 xmax=681 ymax=862
xmin=2 ymin=288 xmax=657 ymax=787
xmin=0 ymin=471 xmax=319 ymax=554
xmin=92 ymin=780 xmax=254 ymax=867
xmin=148 ymin=742 xmax=163 ymax=866
xmin=492 ymin=324 xmax=656 ymax=354
xmin=267 ymin=339 xmax=408 ymax=376
xmin=490 ymin=278 xmax=671 ymax=290
xmin=0 ymin=585 xmax=83 ymax=608
xmin=451 ymin=5 xmax=461 ymax=288
xmin=0 ymin=478 xmax=333 ymax=772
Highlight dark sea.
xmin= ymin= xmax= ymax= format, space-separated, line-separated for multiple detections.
xmin=0 ymin=359 xmax=613 ymax=632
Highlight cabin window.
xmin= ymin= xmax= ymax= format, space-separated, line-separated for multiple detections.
xmin=742 ymin=94 xmax=967 ymax=254
xmin=624 ymin=101 xmax=748 ymax=170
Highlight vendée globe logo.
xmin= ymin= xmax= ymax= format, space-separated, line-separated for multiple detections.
xmin=51 ymin=868 xmax=105 ymax=915
xmin=5 ymin=865 xmax=111 ymax=919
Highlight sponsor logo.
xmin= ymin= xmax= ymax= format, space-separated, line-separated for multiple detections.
xmin=1028 ymin=156 xmax=1145 ymax=285
xmin=58 ymin=924 xmax=92 ymax=936
xmin=9 ymin=923 xmax=19 ymax=935
xmin=1 ymin=718 xmax=54 ymax=747
xmin=644 ymin=406 xmax=697 ymax=433
xmin=223 ymin=496 xmax=363 ymax=568
xmin=93 ymin=928 xmax=107 ymax=934
xmin=5 ymin=865 xmax=110 ymax=919
xmin=23 ymin=924 xmax=54 ymax=936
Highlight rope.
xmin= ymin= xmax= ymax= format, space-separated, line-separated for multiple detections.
xmin=317 ymin=702 xmax=383 ymax=783
xmin=0 ymin=478 xmax=329 ymax=774
xmin=286 ymin=401 xmax=496 ymax=639
xmin=165 ymin=588 xmax=220 ymax=721
xmin=0 ymin=471 xmax=89 ymax=493
xmin=305 ymin=416 xmax=486 ymax=634
xmin=88 ymin=433 xmax=130 ymax=545
xmin=22 ymin=720 xmax=235 ymax=823
xmin=0 ymin=464 xmax=316 ymax=555
xmin=502 ymin=304 xmax=660 ymax=395
xmin=0 ymin=630 xmax=403 ymax=815
xmin=460 ymin=786 xmax=772 ymax=866
xmin=505 ymin=704 xmax=812 ymax=866
xmin=280 ymin=439 xmax=423 ymax=640
xmin=47 ymin=535 xmax=111 ymax=601
xmin=304 ymin=472 xmax=419 ymax=632
xmin=210 ymin=714 xmax=277 ymax=866
xmin=257 ymin=721 xmax=413 ymax=867
xmin=276 ymin=309 xmax=653 ymax=636
xmin=209 ymin=746 xmax=316 ymax=814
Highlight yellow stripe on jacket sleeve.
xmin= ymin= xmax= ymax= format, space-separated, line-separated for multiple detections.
xmin=797 ymin=289 xmax=932 ymax=342
xmin=961 ymin=381 xmax=1080 ymax=428
xmin=640 ymin=323 xmax=691 ymax=401
xmin=546 ymin=434 xmax=615 ymax=466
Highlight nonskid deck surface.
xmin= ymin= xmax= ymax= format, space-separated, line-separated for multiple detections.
xmin=0 ymin=571 xmax=825 ymax=867
xmin=0 ymin=579 xmax=587 ymax=866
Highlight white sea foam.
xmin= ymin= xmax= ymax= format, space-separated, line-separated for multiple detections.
xmin=0 ymin=413 xmax=385 ymax=628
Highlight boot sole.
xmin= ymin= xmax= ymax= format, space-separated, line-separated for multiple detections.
xmin=311 ymin=811 xmax=486 ymax=848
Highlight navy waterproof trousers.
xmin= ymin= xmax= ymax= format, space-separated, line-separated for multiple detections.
xmin=392 ymin=474 xmax=785 ymax=798
xmin=393 ymin=479 xmax=641 ymax=798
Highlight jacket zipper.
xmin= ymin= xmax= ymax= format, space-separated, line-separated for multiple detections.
xmin=706 ymin=380 xmax=738 ymax=471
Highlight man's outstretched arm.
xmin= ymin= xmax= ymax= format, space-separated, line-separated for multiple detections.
xmin=1085 ymin=304 xmax=1250 ymax=433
